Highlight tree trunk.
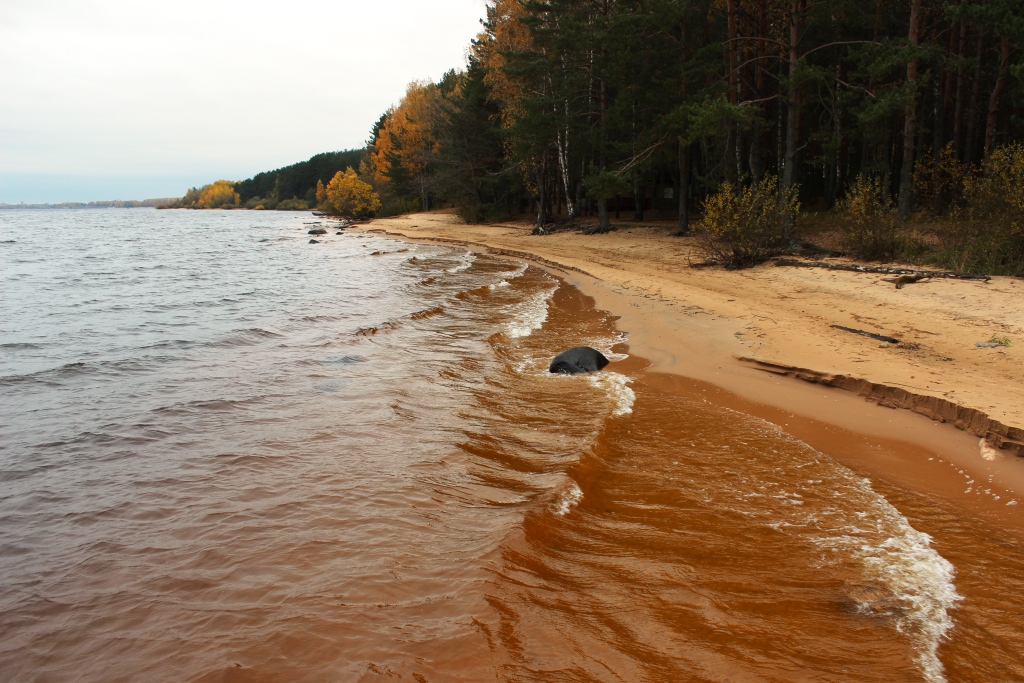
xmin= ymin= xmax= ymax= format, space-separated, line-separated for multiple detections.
xmin=726 ymin=0 xmax=740 ymax=181
xmin=536 ymin=164 xmax=547 ymax=229
xmin=897 ymin=0 xmax=921 ymax=221
xmin=965 ymin=32 xmax=984 ymax=165
xmin=676 ymin=141 xmax=690 ymax=235
xmin=590 ymin=0 xmax=611 ymax=234
xmin=983 ymin=35 xmax=1012 ymax=164
xmin=594 ymin=70 xmax=610 ymax=233
xmin=749 ymin=0 xmax=768 ymax=181
xmin=952 ymin=18 xmax=968 ymax=160
xmin=780 ymin=0 xmax=800 ymax=230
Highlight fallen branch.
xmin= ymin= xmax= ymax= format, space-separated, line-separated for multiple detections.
xmin=881 ymin=274 xmax=930 ymax=288
xmin=831 ymin=325 xmax=901 ymax=344
xmin=774 ymin=258 xmax=990 ymax=281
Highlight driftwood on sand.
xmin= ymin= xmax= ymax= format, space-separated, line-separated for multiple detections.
xmin=774 ymin=258 xmax=990 ymax=281
xmin=831 ymin=325 xmax=901 ymax=344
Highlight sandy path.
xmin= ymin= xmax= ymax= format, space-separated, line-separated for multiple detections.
xmin=355 ymin=211 xmax=1024 ymax=528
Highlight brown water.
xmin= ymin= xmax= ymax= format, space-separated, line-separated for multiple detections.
xmin=2 ymin=210 xmax=1022 ymax=682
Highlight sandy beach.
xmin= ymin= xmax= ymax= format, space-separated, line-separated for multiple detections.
xmin=361 ymin=210 xmax=1024 ymax=533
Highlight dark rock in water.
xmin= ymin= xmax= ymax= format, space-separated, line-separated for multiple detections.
xmin=308 ymin=228 xmax=327 ymax=235
xmin=549 ymin=346 xmax=609 ymax=374
xmin=336 ymin=231 xmax=343 ymax=235
xmin=308 ymin=239 xmax=320 ymax=244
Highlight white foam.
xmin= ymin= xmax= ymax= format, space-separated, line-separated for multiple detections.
xmin=505 ymin=263 xmax=528 ymax=280
xmin=446 ymin=251 xmax=476 ymax=274
xmin=589 ymin=372 xmax=635 ymax=416
xmin=811 ymin=477 xmax=962 ymax=683
xmin=504 ymin=286 xmax=556 ymax=338
xmin=979 ymin=438 xmax=1004 ymax=461
xmin=551 ymin=481 xmax=583 ymax=515
xmin=594 ymin=331 xmax=630 ymax=362
xmin=720 ymin=415 xmax=963 ymax=683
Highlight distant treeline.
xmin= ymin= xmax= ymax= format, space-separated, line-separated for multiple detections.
xmin=235 ymin=149 xmax=364 ymax=206
xmin=1 ymin=199 xmax=175 ymax=209
xmin=162 ymin=149 xmax=365 ymax=211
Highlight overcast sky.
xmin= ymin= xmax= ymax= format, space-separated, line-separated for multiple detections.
xmin=0 ymin=0 xmax=487 ymax=203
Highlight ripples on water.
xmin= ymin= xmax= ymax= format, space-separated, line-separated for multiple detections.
xmin=1 ymin=209 xmax=1022 ymax=682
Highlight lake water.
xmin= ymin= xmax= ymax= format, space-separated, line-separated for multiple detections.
xmin=1 ymin=209 xmax=1022 ymax=682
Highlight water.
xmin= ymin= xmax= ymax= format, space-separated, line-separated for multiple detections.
xmin=1 ymin=209 xmax=1022 ymax=682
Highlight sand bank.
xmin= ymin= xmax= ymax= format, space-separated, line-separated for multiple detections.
xmin=358 ymin=211 xmax=1024 ymax=532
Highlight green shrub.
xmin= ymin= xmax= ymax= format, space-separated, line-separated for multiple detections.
xmin=275 ymin=198 xmax=310 ymax=211
xmin=694 ymin=174 xmax=799 ymax=268
xmin=931 ymin=143 xmax=1024 ymax=276
xmin=835 ymin=175 xmax=908 ymax=261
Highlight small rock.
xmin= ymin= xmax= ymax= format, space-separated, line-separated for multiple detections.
xmin=308 ymin=239 xmax=320 ymax=244
xmin=976 ymin=341 xmax=1000 ymax=348
xmin=308 ymin=228 xmax=327 ymax=235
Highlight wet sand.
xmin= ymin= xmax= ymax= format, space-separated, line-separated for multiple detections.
xmin=360 ymin=211 xmax=1024 ymax=535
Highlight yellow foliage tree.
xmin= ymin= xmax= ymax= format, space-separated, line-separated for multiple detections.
xmin=196 ymin=180 xmax=240 ymax=209
xmin=369 ymin=81 xmax=440 ymax=211
xmin=325 ymin=167 xmax=381 ymax=218
xmin=315 ymin=179 xmax=326 ymax=203
xmin=477 ymin=0 xmax=532 ymax=130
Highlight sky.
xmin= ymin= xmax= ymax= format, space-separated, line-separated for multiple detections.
xmin=0 ymin=0 xmax=488 ymax=203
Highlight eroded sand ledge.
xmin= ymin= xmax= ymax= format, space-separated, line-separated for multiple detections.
xmin=355 ymin=211 xmax=1024 ymax=527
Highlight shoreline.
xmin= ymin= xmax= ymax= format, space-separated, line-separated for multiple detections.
xmin=355 ymin=211 xmax=1024 ymax=534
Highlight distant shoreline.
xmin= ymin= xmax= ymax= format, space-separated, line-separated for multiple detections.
xmin=0 ymin=199 xmax=175 ymax=210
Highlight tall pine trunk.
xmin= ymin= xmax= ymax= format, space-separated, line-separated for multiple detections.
xmin=952 ymin=18 xmax=968 ymax=159
xmin=965 ymin=32 xmax=984 ymax=165
xmin=897 ymin=0 xmax=921 ymax=221
xmin=677 ymin=141 xmax=690 ymax=235
xmin=780 ymin=0 xmax=800 ymax=232
xmin=983 ymin=35 xmax=1012 ymax=164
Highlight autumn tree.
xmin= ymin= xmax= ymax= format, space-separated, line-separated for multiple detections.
xmin=197 ymin=181 xmax=240 ymax=209
xmin=325 ymin=167 xmax=381 ymax=218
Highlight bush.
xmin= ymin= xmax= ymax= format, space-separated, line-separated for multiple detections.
xmin=275 ymin=198 xmax=309 ymax=211
xmin=694 ymin=174 xmax=799 ymax=268
xmin=197 ymin=180 xmax=240 ymax=209
xmin=932 ymin=143 xmax=1024 ymax=276
xmin=325 ymin=167 xmax=381 ymax=218
xmin=835 ymin=175 xmax=908 ymax=261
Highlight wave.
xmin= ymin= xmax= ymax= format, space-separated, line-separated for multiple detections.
xmin=588 ymin=372 xmax=636 ymax=416
xmin=811 ymin=477 xmax=961 ymax=683
xmin=551 ymin=480 xmax=583 ymax=515
xmin=355 ymin=321 xmax=402 ymax=336
xmin=741 ymin=423 xmax=963 ymax=683
xmin=314 ymin=378 xmax=350 ymax=393
xmin=504 ymin=286 xmax=556 ymax=338
xmin=322 ymin=354 xmax=367 ymax=365
xmin=1 ymin=342 xmax=44 ymax=350
xmin=0 ymin=358 xmax=160 ymax=387
xmin=410 ymin=306 xmax=446 ymax=321
xmin=207 ymin=327 xmax=284 ymax=348
xmin=446 ymin=251 xmax=476 ymax=274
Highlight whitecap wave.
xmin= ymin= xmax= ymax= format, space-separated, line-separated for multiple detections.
xmin=812 ymin=477 xmax=961 ymax=683
xmin=589 ymin=372 xmax=635 ymax=416
xmin=504 ymin=286 xmax=556 ymax=338
xmin=446 ymin=251 xmax=476 ymax=274
xmin=717 ymin=413 xmax=963 ymax=683
xmin=551 ymin=481 xmax=583 ymax=515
